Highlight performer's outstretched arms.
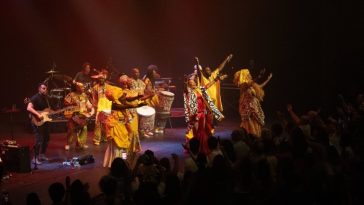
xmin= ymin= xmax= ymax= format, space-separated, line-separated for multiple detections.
xmin=260 ymin=73 xmax=273 ymax=88
xmin=216 ymin=54 xmax=233 ymax=72
xmin=111 ymin=101 xmax=146 ymax=111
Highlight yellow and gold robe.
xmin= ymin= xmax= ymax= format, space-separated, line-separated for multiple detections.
xmin=200 ymin=69 xmax=223 ymax=112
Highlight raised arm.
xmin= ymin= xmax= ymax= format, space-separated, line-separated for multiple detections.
xmin=216 ymin=54 xmax=233 ymax=72
xmin=287 ymin=104 xmax=302 ymax=126
xmin=260 ymin=73 xmax=273 ymax=88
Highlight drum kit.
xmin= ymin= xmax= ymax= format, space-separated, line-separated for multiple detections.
xmin=43 ymin=68 xmax=73 ymax=109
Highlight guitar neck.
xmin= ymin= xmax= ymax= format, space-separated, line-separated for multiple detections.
xmin=47 ymin=106 xmax=78 ymax=115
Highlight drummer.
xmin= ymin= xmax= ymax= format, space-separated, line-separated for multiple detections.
xmin=129 ymin=67 xmax=146 ymax=94
xmin=142 ymin=65 xmax=160 ymax=108
xmin=73 ymin=62 xmax=93 ymax=88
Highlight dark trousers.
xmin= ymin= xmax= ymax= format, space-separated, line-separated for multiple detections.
xmin=31 ymin=122 xmax=50 ymax=156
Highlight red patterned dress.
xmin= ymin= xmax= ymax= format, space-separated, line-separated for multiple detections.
xmin=184 ymin=87 xmax=224 ymax=154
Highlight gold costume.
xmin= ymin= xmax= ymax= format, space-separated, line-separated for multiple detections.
xmin=92 ymin=83 xmax=113 ymax=145
xmin=234 ymin=69 xmax=265 ymax=137
xmin=64 ymin=92 xmax=93 ymax=149
xmin=143 ymin=77 xmax=159 ymax=107
xmin=200 ymin=69 xmax=223 ymax=111
xmin=103 ymin=85 xmax=141 ymax=167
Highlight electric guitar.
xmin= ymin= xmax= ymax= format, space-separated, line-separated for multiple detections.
xmin=65 ymin=107 xmax=94 ymax=126
xmin=31 ymin=106 xmax=78 ymax=126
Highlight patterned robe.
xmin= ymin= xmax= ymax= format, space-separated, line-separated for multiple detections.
xmin=64 ymin=92 xmax=92 ymax=148
xmin=238 ymin=84 xmax=265 ymax=137
xmin=183 ymin=86 xmax=224 ymax=154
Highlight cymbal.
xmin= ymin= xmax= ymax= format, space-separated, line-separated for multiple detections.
xmin=51 ymin=88 xmax=65 ymax=92
xmin=53 ymin=74 xmax=73 ymax=82
xmin=51 ymin=87 xmax=71 ymax=92
xmin=49 ymin=95 xmax=63 ymax=99
xmin=45 ymin=69 xmax=59 ymax=74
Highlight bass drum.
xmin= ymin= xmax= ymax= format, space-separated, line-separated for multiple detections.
xmin=136 ymin=106 xmax=156 ymax=132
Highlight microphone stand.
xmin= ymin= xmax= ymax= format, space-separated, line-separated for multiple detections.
xmin=33 ymin=146 xmax=38 ymax=170
xmin=194 ymin=57 xmax=202 ymax=85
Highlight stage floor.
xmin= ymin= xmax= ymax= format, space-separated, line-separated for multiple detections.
xmin=0 ymin=119 xmax=239 ymax=205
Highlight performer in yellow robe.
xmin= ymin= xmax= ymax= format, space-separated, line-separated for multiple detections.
xmin=233 ymin=68 xmax=272 ymax=137
xmin=119 ymin=74 xmax=146 ymax=157
xmin=102 ymin=82 xmax=147 ymax=167
xmin=92 ymin=72 xmax=113 ymax=146
xmin=199 ymin=54 xmax=233 ymax=112
xmin=198 ymin=54 xmax=232 ymax=134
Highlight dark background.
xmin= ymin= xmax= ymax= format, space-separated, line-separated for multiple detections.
xmin=0 ymin=0 xmax=363 ymax=120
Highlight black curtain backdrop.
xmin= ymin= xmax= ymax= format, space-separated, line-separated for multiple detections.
xmin=0 ymin=0 xmax=363 ymax=119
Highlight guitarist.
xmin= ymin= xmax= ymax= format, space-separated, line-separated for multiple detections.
xmin=64 ymin=83 xmax=94 ymax=150
xmin=26 ymin=83 xmax=52 ymax=164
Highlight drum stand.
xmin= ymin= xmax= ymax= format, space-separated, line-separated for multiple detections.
xmin=155 ymin=112 xmax=171 ymax=134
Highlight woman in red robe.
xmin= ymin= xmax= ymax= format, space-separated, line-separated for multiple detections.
xmin=183 ymin=73 xmax=224 ymax=154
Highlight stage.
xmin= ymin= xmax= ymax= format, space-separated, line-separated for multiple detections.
xmin=0 ymin=118 xmax=239 ymax=205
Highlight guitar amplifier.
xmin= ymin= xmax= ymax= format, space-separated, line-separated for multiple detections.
xmin=1 ymin=146 xmax=31 ymax=173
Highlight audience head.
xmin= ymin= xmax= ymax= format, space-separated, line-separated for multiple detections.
xmin=138 ymin=150 xmax=156 ymax=166
xmin=70 ymin=179 xmax=90 ymax=205
xmin=110 ymin=157 xmax=129 ymax=178
xmin=189 ymin=137 xmax=200 ymax=155
xmin=26 ymin=192 xmax=41 ymax=205
xmin=220 ymin=139 xmax=236 ymax=163
xmin=48 ymin=182 xmax=65 ymax=203
xmin=99 ymin=175 xmax=117 ymax=196
xmin=231 ymin=128 xmax=247 ymax=142
xmin=208 ymin=136 xmax=219 ymax=151
xmin=196 ymin=153 xmax=207 ymax=170
xmin=271 ymin=123 xmax=283 ymax=137
xmin=160 ymin=157 xmax=171 ymax=173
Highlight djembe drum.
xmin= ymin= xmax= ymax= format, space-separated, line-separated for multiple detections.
xmin=136 ymin=106 xmax=156 ymax=136
xmin=155 ymin=91 xmax=175 ymax=133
